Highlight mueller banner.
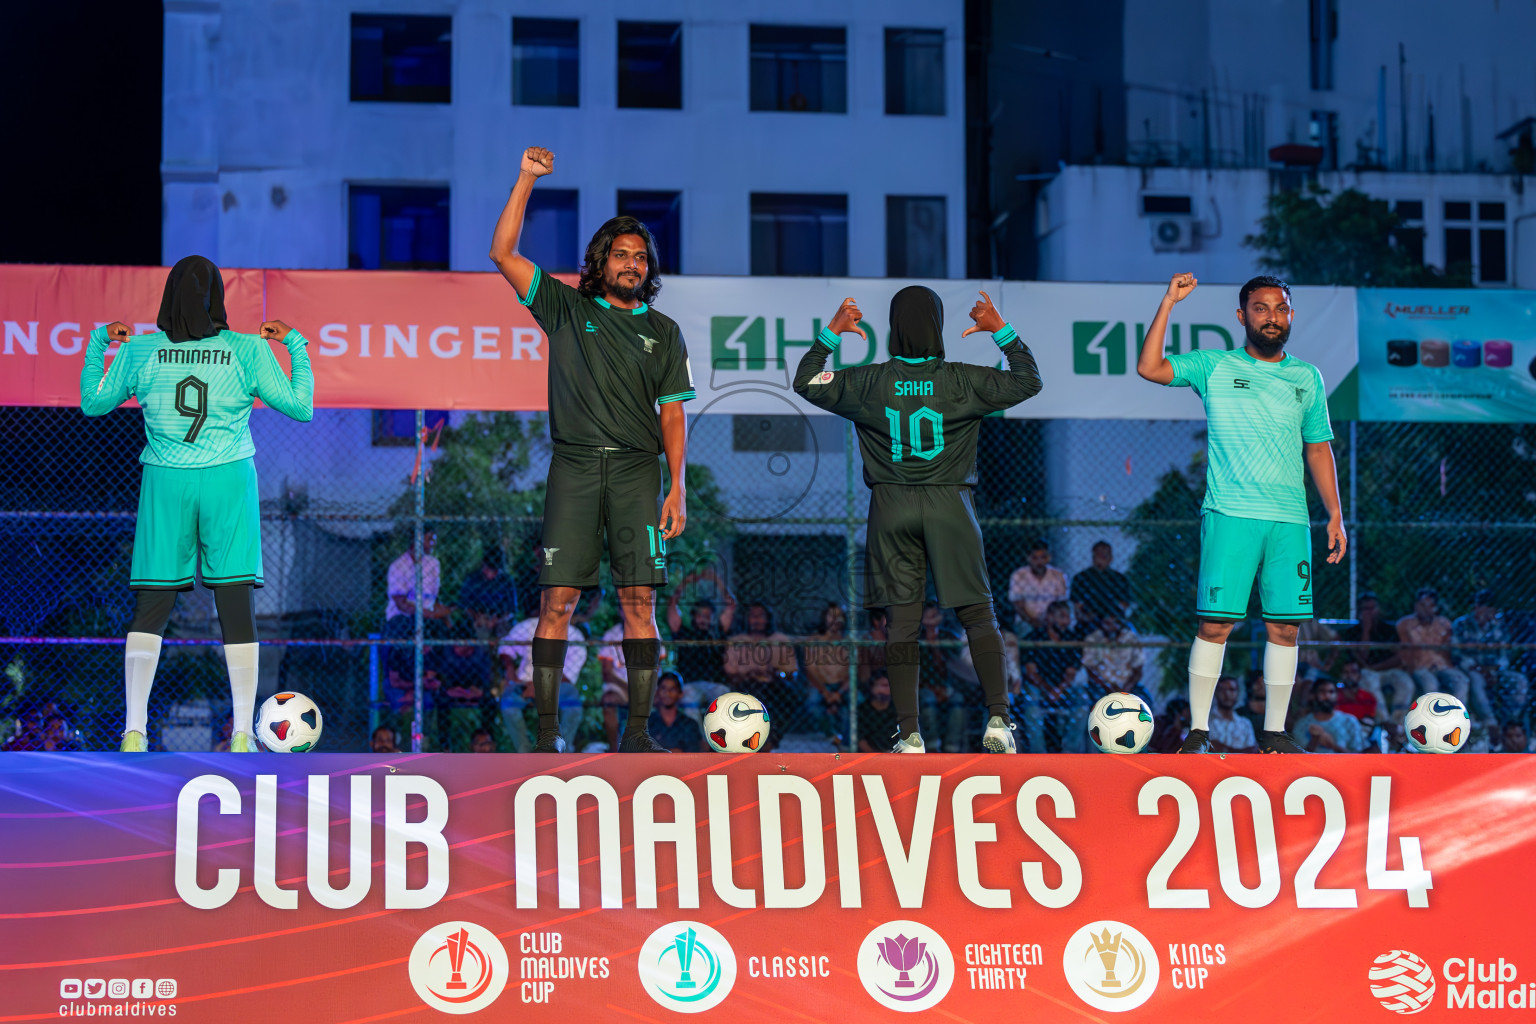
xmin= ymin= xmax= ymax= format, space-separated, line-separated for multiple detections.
xmin=2 ymin=753 xmax=1533 ymax=1022
xmin=1356 ymin=289 xmax=1536 ymax=422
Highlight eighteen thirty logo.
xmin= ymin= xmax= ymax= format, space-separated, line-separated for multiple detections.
xmin=408 ymin=921 xmax=509 ymax=1015
xmin=857 ymin=920 xmax=955 ymax=1013
xmin=637 ymin=921 xmax=737 ymax=1013
xmin=1062 ymin=920 xmax=1160 ymax=1012
xmin=1072 ymin=321 xmax=1234 ymax=375
xmin=1369 ymin=950 xmax=1436 ymax=1014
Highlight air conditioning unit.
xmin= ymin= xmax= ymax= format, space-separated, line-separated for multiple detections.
xmin=1150 ymin=215 xmax=1197 ymax=252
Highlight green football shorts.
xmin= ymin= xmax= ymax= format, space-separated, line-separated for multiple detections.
xmin=130 ymin=458 xmax=264 ymax=590
xmin=1196 ymin=511 xmax=1313 ymax=621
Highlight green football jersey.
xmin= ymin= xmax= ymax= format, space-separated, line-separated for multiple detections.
xmin=1166 ymin=346 xmax=1333 ymax=526
xmin=793 ymin=323 xmax=1042 ymax=487
xmin=79 ymin=326 xmax=314 ymax=467
xmin=519 ymin=266 xmax=695 ymax=453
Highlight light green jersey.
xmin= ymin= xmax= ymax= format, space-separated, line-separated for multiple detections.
xmin=1166 ymin=347 xmax=1333 ymax=526
xmin=80 ymin=327 xmax=313 ymax=468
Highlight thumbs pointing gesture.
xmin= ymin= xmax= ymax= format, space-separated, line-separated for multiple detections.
xmin=827 ymin=297 xmax=867 ymax=340
xmin=961 ymin=290 xmax=1005 ymax=337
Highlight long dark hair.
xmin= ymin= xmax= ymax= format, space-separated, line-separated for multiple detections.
xmin=577 ymin=216 xmax=663 ymax=305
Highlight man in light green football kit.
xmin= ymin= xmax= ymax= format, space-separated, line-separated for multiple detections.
xmin=81 ymin=255 xmax=314 ymax=752
xmin=1138 ymin=273 xmax=1346 ymax=754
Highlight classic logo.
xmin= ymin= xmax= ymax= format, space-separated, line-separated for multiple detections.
xmin=857 ymin=920 xmax=955 ymax=1013
xmin=408 ymin=921 xmax=509 ymax=1015
xmin=543 ymin=548 xmax=559 ymax=566
xmin=1063 ymin=920 xmax=1160 ymax=1012
xmin=1294 ymin=385 xmax=1305 ymax=404
xmin=637 ymin=921 xmax=737 ymax=1013
xmin=639 ymin=334 xmax=659 ymax=354
xmin=584 ymin=321 xmax=598 ymax=333
xmin=1369 ymin=950 xmax=1436 ymax=1014
xmin=1233 ymin=378 xmax=1251 ymax=389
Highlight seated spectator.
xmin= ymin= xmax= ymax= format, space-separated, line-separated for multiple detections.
xmin=1018 ymin=600 xmax=1089 ymax=753
xmin=1296 ymin=618 xmax=1339 ymax=682
xmin=803 ymin=603 xmax=853 ymax=742
xmin=955 ymin=602 xmax=1024 ymax=708
xmin=1149 ymin=698 xmax=1191 ymax=754
xmin=666 ymin=569 xmax=737 ymax=686
xmin=724 ymin=602 xmax=799 ymax=722
xmin=857 ymin=607 xmax=890 ymax=688
xmin=384 ymin=653 xmax=440 ymax=751
xmin=497 ymin=616 xmax=586 ymax=753
xmin=1335 ymin=661 xmax=1378 ymax=726
xmin=1292 ymin=678 xmax=1366 ymax=753
xmin=1498 ymin=720 xmax=1532 ymax=754
xmin=915 ymin=602 xmax=974 ymax=752
xmin=857 ymin=670 xmax=900 ymax=752
xmin=458 ymin=547 xmax=520 ymax=639
xmin=1453 ymin=589 xmax=1526 ymax=726
xmin=1207 ymin=675 xmax=1258 ymax=753
xmin=382 ymin=528 xmax=453 ymax=698
xmin=470 ymin=727 xmax=496 ymax=753
xmin=597 ymin=623 xmax=669 ymax=751
xmin=440 ymin=622 xmax=492 ymax=751
xmin=1397 ymin=588 xmax=1479 ymax=714
xmin=1240 ymin=672 xmax=1268 ymax=735
xmin=1008 ymin=539 xmax=1070 ymax=632
xmin=41 ymin=714 xmax=79 ymax=752
xmin=3 ymin=707 xmax=45 ymax=751
xmin=648 ymin=671 xmax=704 ymax=752
xmin=371 ymin=724 xmax=400 ymax=754
xmin=1082 ymin=612 xmax=1145 ymax=696
xmin=1070 ymin=540 xmax=1132 ymax=631
xmin=1339 ymin=592 xmax=1413 ymax=719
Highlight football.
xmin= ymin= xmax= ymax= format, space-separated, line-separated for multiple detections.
xmin=1087 ymin=691 xmax=1154 ymax=754
xmin=702 ymin=691 xmax=771 ymax=753
xmin=255 ymin=691 xmax=324 ymax=752
xmin=1403 ymin=691 xmax=1469 ymax=753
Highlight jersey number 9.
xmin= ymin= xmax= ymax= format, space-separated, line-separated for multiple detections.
xmin=175 ymin=375 xmax=209 ymax=443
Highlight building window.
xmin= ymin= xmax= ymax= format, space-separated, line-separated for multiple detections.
xmin=1393 ymin=200 xmax=1424 ymax=266
xmin=373 ymin=410 xmax=449 ymax=447
xmin=750 ymin=25 xmax=846 ymax=113
xmin=348 ymin=185 xmax=449 ymax=270
xmin=1308 ymin=0 xmax=1336 ymax=91
xmin=733 ymin=415 xmax=807 ymax=452
xmin=513 ymin=17 xmax=578 ymax=107
xmin=618 ymin=21 xmax=682 ymax=109
xmin=1478 ymin=201 xmax=1507 ymax=283
xmin=885 ymin=28 xmax=944 ymax=115
xmin=1443 ymin=201 xmax=1472 ymax=277
xmin=1309 ymin=110 xmax=1339 ymax=170
xmin=350 ymin=15 xmax=451 ymax=103
xmin=886 ymin=196 xmax=947 ymax=278
xmin=616 ymin=190 xmax=681 ymax=274
xmin=750 ymin=193 xmax=848 ymax=277
xmin=522 ymin=189 xmax=580 ymax=273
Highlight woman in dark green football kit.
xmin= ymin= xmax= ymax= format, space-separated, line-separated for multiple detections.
xmin=794 ymin=288 xmax=1043 ymax=752
xmin=490 ymin=147 xmax=694 ymax=753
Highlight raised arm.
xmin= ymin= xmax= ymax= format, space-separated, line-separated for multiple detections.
xmin=488 ymin=147 xmax=555 ymax=300
xmin=79 ymin=322 xmax=135 ymax=416
xmin=793 ymin=298 xmax=867 ymax=417
xmin=961 ymin=290 xmax=1042 ymax=411
xmin=248 ymin=320 xmax=314 ymax=422
xmin=1137 ymin=273 xmax=1197 ymax=384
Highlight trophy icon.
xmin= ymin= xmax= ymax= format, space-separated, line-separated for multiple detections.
xmin=673 ymin=928 xmax=700 ymax=989
xmin=443 ymin=928 xmax=470 ymax=990
xmin=876 ymin=934 xmax=928 ymax=988
xmin=1090 ymin=928 xmax=1123 ymax=989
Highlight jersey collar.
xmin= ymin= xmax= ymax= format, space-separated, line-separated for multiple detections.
xmin=592 ymin=295 xmax=649 ymax=315
xmin=892 ymin=355 xmax=936 ymax=364
xmin=1236 ymin=346 xmax=1290 ymax=366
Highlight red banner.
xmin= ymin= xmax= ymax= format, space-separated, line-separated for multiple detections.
xmin=2 ymin=753 xmax=1533 ymax=1022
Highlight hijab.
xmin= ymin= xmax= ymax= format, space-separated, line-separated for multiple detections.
xmin=887 ymin=285 xmax=945 ymax=360
xmin=157 ymin=255 xmax=228 ymax=342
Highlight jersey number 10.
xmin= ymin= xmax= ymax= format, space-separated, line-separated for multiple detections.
xmin=883 ymin=406 xmax=945 ymax=462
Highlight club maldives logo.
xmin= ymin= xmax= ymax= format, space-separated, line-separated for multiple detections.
xmin=1063 ymin=920 xmax=1160 ymax=1012
xmin=1369 ymin=950 xmax=1436 ymax=1014
xmin=408 ymin=921 xmax=509 ymax=1014
xmin=857 ymin=920 xmax=955 ymax=1012
xmin=637 ymin=921 xmax=737 ymax=1013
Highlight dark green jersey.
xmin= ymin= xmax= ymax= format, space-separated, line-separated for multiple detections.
xmin=520 ymin=266 xmax=695 ymax=453
xmin=793 ymin=323 xmax=1042 ymax=487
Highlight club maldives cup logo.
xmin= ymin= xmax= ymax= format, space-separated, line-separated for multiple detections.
xmin=1062 ymin=920 xmax=1160 ymax=1012
xmin=857 ymin=920 xmax=955 ymax=1012
xmin=1369 ymin=950 xmax=1436 ymax=1014
xmin=637 ymin=921 xmax=738 ymax=1013
xmin=408 ymin=921 xmax=509 ymax=1014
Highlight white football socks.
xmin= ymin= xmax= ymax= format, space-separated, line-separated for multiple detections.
xmin=1263 ymin=642 xmax=1299 ymax=732
xmin=123 ymin=632 xmax=162 ymax=735
xmin=1187 ymin=636 xmax=1225 ymax=732
xmin=225 ymin=642 xmax=260 ymax=737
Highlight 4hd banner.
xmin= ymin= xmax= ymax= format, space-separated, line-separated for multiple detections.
xmin=2 ymin=753 xmax=1534 ymax=1021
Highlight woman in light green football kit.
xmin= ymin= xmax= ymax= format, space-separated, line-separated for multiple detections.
xmin=80 ymin=255 xmax=314 ymax=752
xmin=1137 ymin=273 xmax=1347 ymax=754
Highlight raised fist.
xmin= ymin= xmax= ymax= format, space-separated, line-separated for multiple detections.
xmin=260 ymin=320 xmax=293 ymax=342
xmin=104 ymin=322 xmax=130 ymax=344
xmin=1165 ymin=273 xmax=1197 ymax=304
xmin=521 ymin=147 xmax=554 ymax=178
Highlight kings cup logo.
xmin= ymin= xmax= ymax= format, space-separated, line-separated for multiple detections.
xmin=408 ymin=921 xmax=508 ymax=1014
xmin=857 ymin=921 xmax=954 ymax=1012
xmin=1063 ymin=920 xmax=1160 ymax=1012
xmin=638 ymin=921 xmax=737 ymax=1013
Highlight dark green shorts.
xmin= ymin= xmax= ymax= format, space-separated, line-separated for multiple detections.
xmin=539 ymin=445 xmax=667 ymax=590
xmin=864 ymin=485 xmax=992 ymax=609
xmin=130 ymin=458 xmax=263 ymax=591
xmin=1197 ymin=511 xmax=1313 ymax=621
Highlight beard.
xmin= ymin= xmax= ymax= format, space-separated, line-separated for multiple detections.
xmin=605 ymin=270 xmax=644 ymax=302
xmin=1245 ymin=320 xmax=1290 ymax=357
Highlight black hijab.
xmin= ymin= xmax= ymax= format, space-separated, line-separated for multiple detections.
xmin=157 ymin=255 xmax=229 ymax=342
xmin=887 ymin=285 xmax=945 ymax=360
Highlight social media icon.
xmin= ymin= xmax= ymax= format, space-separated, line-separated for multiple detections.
xmin=131 ymin=979 xmax=154 ymax=999
xmin=155 ymin=979 xmax=178 ymax=999
xmin=60 ymin=980 xmax=83 ymax=999
xmin=108 ymin=979 xmax=130 ymax=999
xmin=84 ymin=979 xmax=106 ymax=999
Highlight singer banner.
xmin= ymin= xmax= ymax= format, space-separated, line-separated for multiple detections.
xmin=2 ymin=753 xmax=1533 ymax=1022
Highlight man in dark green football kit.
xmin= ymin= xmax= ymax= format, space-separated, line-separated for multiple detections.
xmin=490 ymin=146 xmax=694 ymax=753
xmin=794 ymin=287 xmax=1042 ymax=752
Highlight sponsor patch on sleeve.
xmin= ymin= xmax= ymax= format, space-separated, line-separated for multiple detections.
xmin=813 ymin=371 xmax=835 ymax=385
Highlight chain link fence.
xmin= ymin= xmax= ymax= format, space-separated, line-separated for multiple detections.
xmin=3 ymin=404 xmax=1533 ymax=754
